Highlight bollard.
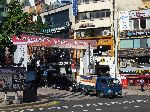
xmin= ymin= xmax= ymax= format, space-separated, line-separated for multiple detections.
xmin=4 ymin=91 xmax=7 ymax=101
xmin=1 ymin=91 xmax=10 ymax=105
xmin=13 ymin=91 xmax=21 ymax=104
xmin=15 ymin=91 xmax=18 ymax=100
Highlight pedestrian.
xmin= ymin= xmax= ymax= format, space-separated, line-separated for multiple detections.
xmin=23 ymin=66 xmax=37 ymax=103
xmin=140 ymin=79 xmax=145 ymax=92
xmin=35 ymin=66 xmax=42 ymax=87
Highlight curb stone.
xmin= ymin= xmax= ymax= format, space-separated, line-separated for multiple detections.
xmin=0 ymin=100 xmax=59 ymax=111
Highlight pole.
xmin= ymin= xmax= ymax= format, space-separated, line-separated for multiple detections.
xmin=88 ymin=43 xmax=91 ymax=73
xmin=113 ymin=0 xmax=118 ymax=78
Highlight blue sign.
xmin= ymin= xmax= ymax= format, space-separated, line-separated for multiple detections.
xmin=72 ymin=0 xmax=78 ymax=16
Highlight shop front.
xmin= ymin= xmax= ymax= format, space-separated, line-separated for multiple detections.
xmin=120 ymin=69 xmax=150 ymax=89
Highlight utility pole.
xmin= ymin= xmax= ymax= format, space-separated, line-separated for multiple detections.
xmin=113 ymin=0 xmax=118 ymax=78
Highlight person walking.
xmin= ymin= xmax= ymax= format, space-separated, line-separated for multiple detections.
xmin=140 ymin=79 xmax=145 ymax=92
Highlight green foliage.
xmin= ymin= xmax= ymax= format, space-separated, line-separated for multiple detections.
xmin=0 ymin=0 xmax=31 ymax=42
xmin=0 ymin=0 xmax=49 ymax=43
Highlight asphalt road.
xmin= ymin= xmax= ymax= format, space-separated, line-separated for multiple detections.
xmin=9 ymin=95 xmax=150 ymax=112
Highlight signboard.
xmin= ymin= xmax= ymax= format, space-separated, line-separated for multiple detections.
xmin=72 ymin=0 xmax=78 ymax=16
xmin=120 ymin=75 xmax=128 ymax=88
xmin=79 ymin=23 xmax=95 ymax=29
xmin=119 ymin=11 xmax=130 ymax=31
xmin=0 ymin=67 xmax=26 ymax=92
xmin=129 ymin=9 xmax=150 ymax=18
xmin=12 ymin=35 xmax=97 ymax=49
xmin=41 ymin=21 xmax=70 ymax=34
xmin=118 ymin=48 xmax=150 ymax=57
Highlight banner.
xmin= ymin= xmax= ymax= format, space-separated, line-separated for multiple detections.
xmin=12 ymin=35 xmax=97 ymax=49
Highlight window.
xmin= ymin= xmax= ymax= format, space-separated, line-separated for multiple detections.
xmin=147 ymin=38 xmax=150 ymax=48
xmin=100 ymin=11 xmax=105 ymax=18
xmin=90 ymin=11 xmax=96 ymax=20
xmin=78 ymin=9 xmax=110 ymax=20
xmin=134 ymin=39 xmax=140 ymax=48
xmin=140 ymin=38 xmax=147 ymax=48
xmin=95 ymin=11 xmax=100 ymax=18
xmin=106 ymin=11 xmax=111 ymax=17
xmin=85 ymin=12 xmax=90 ymax=19
xmin=133 ymin=19 xmax=139 ymax=29
xmin=120 ymin=40 xmax=133 ymax=48
xmin=140 ymin=19 xmax=146 ymax=29
xmin=129 ymin=20 xmax=133 ymax=30
xmin=146 ymin=19 xmax=150 ymax=29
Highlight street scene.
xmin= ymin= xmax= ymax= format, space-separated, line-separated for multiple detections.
xmin=0 ymin=87 xmax=150 ymax=112
xmin=1 ymin=0 xmax=150 ymax=112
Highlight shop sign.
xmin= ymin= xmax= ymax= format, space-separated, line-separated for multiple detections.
xmin=79 ymin=23 xmax=95 ymax=28
xmin=72 ymin=0 xmax=78 ymax=16
xmin=42 ymin=21 xmax=70 ymax=34
xmin=126 ymin=29 xmax=150 ymax=37
xmin=97 ymin=39 xmax=112 ymax=45
xmin=118 ymin=49 xmax=150 ymax=57
xmin=120 ymin=70 xmax=150 ymax=74
xmin=129 ymin=9 xmax=150 ymax=18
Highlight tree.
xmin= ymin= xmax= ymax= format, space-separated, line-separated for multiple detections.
xmin=0 ymin=0 xmax=32 ymax=42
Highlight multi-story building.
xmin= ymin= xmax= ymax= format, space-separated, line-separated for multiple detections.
xmin=75 ymin=0 xmax=146 ymax=78
xmin=75 ymin=0 xmax=114 ymax=77
xmin=118 ymin=0 xmax=150 ymax=88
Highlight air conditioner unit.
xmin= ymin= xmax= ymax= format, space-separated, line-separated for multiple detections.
xmin=102 ymin=30 xmax=110 ymax=36
xmin=120 ymin=62 xmax=127 ymax=68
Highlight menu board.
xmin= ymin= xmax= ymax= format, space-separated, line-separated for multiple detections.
xmin=0 ymin=67 xmax=26 ymax=92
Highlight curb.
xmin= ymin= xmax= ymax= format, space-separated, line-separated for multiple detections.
xmin=0 ymin=100 xmax=59 ymax=111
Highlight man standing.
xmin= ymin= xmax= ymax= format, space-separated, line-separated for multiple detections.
xmin=140 ymin=79 xmax=145 ymax=92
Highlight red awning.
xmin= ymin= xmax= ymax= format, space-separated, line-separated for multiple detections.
xmin=138 ymin=75 xmax=150 ymax=78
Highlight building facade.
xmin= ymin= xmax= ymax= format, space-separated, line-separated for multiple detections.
xmin=118 ymin=0 xmax=150 ymax=88
xmin=75 ymin=0 xmax=115 ymax=77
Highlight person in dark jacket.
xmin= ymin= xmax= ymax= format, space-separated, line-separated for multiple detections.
xmin=35 ymin=66 xmax=42 ymax=87
xmin=23 ymin=67 xmax=37 ymax=103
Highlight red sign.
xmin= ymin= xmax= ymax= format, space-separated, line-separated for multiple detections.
xmin=12 ymin=35 xmax=97 ymax=49
xmin=120 ymin=75 xmax=128 ymax=88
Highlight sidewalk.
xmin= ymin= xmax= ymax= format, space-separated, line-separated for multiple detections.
xmin=123 ymin=88 xmax=150 ymax=96
xmin=0 ymin=87 xmax=150 ymax=107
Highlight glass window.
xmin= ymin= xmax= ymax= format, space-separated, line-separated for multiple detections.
xmin=133 ymin=19 xmax=139 ymax=29
xmin=140 ymin=19 xmax=146 ymax=29
xmin=134 ymin=39 xmax=140 ymax=48
xmin=120 ymin=40 xmax=133 ymax=48
xmin=140 ymin=38 xmax=147 ymax=48
xmin=100 ymin=11 xmax=105 ymax=18
xmin=146 ymin=19 xmax=150 ymax=29
xmin=85 ymin=12 xmax=90 ymax=19
xmin=95 ymin=11 xmax=100 ymax=18
xmin=129 ymin=20 xmax=133 ymax=30
xmin=85 ymin=0 xmax=89 ymax=2
xmin=147 ymin=38 xmax=150 ymax=48
xmin=106 ymin=10 xmax=110 ymax=17
xmin=78 ymin=13 xmax=85 ymax=20
xmin=90 ymin=11 xmax=96 ymax=20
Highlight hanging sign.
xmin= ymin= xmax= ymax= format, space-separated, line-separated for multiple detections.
xmin=12 ymin=35 xmax=97 ymax=49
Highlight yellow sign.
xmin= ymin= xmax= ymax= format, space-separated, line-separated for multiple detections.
xmin=97 ymin=39 xmax=113 ymax=45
